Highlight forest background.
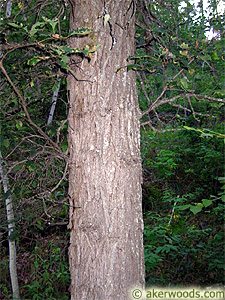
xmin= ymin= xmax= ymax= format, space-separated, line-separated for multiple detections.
xmin=0 ymin=0 xmax=224 ymax=299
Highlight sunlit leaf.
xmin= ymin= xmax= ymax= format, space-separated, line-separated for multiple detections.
xmin=29 ymin=21 xmax=45 ymax=36
xmin=7 ymin=22 xmax=22 ymax=28
xmin=202 ymin=199 xmax=212 ymax=207
xmin=176 ymin=204 xmax=191 ymax=210
xmin=190 ymin=204 xmax=203 ymax=215
xmin=67 ymin=28 xmax=91 ymax=38
xmin=180 ymin=78 xmax=188 ymax=90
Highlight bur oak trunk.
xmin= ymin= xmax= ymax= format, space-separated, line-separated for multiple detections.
xmin=67 ymin=1 xmax=145 ymax=299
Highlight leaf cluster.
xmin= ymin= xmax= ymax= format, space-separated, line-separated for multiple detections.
xmin=142 ymin=125 xmax=225 ymax=286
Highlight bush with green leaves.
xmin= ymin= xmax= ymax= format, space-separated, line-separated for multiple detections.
xmin=0 ymin=239 xmax=70 ymax=300
xmin=144 ymin=197 xmax=224 ymax=286
xmin=23 ymin=244 xmax=70 ymax=300
xmin=142 ymin=126 xmax=224 ymax=286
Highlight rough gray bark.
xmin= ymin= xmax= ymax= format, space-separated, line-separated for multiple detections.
xmin=67 ymin=1 xmax=145 ymax=299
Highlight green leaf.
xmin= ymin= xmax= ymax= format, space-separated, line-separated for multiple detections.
xmin=180 ymin=78 xmax=188 ymax=90
xmin=212 ymin=51 xmax=219 ymax=60
xmin=200 ymin=54 xmax=212 ymax=61
xmin=3 ymin=190 xmax=11 ymax=201
xmin=55 ymin=191 xmax=64 ymax=197
xmin=52 ymin=81 xmax=60 ymax=92
xmin=200 ymin=133 xmax=213 ymax=138
xmin=89 ymin=44 xmax=101 ymax=53
xmin=62 ymin=143 xmax=68 ymax=152
xmin=9 ymin=230 xmax=19 ymax=241
xmin=54 ymin=48 xmax=62 ymax=55
xmin=36 ymin=220 xmax=44 ymax=230
xmin=29 ymin=21 xmax=45 ymax=36
xmin=27 ymin=57 xmax=40 ymax=66
xmin=16 ymin=120 xmax=23 ymax=130
xmin=128 ymin=54 xmax=152 ymax=60
xmin=213 ymin=89 xmax=225 ymax=97
xmin=31 ymin=181 xmax=37 ymax=188
xmin=8 ymin=22 xmax=22 ymax=29
xmin=190 ymin=204 xmax=203 ymax=214
xmin=221 ymin=195 xmax=225 ymax=202
xmin=4 ymin=139 xmax=10 ymax=148
xmin=59 ymin=62 xmax=69 ymax=70
xmin=60 ymin=46 xmax=73 ymax=53
xmin=61 ymin=55 xmax=69 ymax=63
xmin=67 ymin=28 xmax=91 ymax=38
xmin=180 ymin=43 xmax=189 ymax=49
xmin=27 ymin=163 xmax=36 ymax=172
xmin=202 ymin=199 xmax=212 ymax=207
xmin=217 ymin=177 xmax=225 ymax=183
xmin=127 ymin=64 xmax=142 ymax=71
xmin=42 ymin=17 xmax=58 ymax=33
xmin=0 ymin=136 xmax=10 ymax=149
xmin=59 ymin=58 xmax=70 ymax=70
xmin=177 ymin=204 xmax=191 ymax=210
xmin=184 ymin=126 xmax=195 ymax=131
xmin=13 ymin=164 xmax=23 ymax=171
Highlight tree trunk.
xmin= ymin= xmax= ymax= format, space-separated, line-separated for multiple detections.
xmin=0 ymin=151 xmax=20 ymax=300
xmin=47 ymin=75 xmax=61 ymax=125
xmin=67 ymin=1 xmax=145 ymax=299
xmin=0 ymin=2 xmax=20 ymax=299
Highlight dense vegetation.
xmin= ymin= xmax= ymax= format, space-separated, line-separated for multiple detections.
xmin=0 ymin=0 xmax=224 ymax=299
xmin=136 ymin=0 xmax=225 ymax=287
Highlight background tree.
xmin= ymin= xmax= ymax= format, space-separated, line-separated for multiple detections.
xmin=0 ymin=1 xmax=20 ymax=299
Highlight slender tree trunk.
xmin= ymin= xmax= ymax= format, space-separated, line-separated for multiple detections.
xmin=5 ymin=0 xmax=13 ymax=18
xmin=0 ymin=151 xmax=20 ymax=300
xmin=67 ymin=1 xmax=145 ymax=299
xmin=47 ymin=75 xmax=61 ymax=125
xmin=0 ymin=2 xmax=20 ymax=299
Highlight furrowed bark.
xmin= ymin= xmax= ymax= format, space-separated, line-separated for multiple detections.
xmin=67 ymin=1 xmax=145 ymax=299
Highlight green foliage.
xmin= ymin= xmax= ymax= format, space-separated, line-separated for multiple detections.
xmin=136 ymin=0 xmax=224 ymax=130
xmin=142 ymin=127 xmax=225 ymax=286
xmin=139 ymin=1 xmax=225 ymax=281
xmin=3 ymin=16 xmax=98 ymax=71
xmin=0 ymin=240 xmax=70 ymax=300
xmin=184 ymin=126 xmax=225 ymax=141
xmin=0 ymin=1 xmax=72 ymax=298
xmin=22 ymin=243 xmax=70 ymax=299
xmin=144 ymin=203 xmax=224 ymax=286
